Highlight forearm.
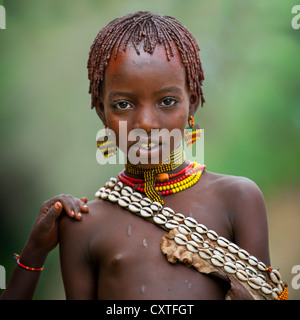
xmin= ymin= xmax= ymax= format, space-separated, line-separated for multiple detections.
xmin=0 ymin=241 xmax=48 ymax=300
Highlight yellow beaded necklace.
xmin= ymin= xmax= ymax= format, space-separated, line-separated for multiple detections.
xmin=125 ymin=145 xmax=184 ymax=204
xmin=125 ymin=145 xmax=205 ymax=204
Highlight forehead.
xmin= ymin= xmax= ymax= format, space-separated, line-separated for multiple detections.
xmin=102 ymin=44 xmax=188 ymax=94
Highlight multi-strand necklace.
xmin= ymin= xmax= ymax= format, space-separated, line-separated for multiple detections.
xmin=119 ymin=161 xmax=206 ymax=197
xmin=122 ymin=145 xmax=205 ymax=204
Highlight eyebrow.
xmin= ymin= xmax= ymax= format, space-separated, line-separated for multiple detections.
xmin=154 ymin=86 xmax=183 ymax=96
xmin=108 ymin=86 xmax=183 ymax=100
xmin=108 ymin=91 xmax=135 ymax=100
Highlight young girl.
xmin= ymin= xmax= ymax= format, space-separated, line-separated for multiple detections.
xmin=1 ymin=11 xmax=288 ymax=300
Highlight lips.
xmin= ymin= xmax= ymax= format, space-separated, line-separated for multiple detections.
xmin=137 ymin=141 xmax=159 ymax=150
xmin=130 ymin=137 xmax=161 ymax=150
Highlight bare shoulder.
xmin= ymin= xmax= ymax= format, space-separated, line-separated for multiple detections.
xmin=59 ymin=198 xmax=114 ymax=240
xmin=201 ymin=170 xmax=270 ymax=264
xmin=201 ymin=170 xmax=265 ymax=209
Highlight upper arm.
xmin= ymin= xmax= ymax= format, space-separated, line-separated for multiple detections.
xmin=229 ymin=177 xmax=270 ymax=266
xmin=59 ymin=215 xmax=97 ymax=299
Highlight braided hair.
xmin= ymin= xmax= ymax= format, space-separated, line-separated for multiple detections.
xmin=87 ymin=11 xmax=205 ymax=109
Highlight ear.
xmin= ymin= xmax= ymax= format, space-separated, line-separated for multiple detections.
xmin=188 ymin=91 xmax=200 ymax=116
xmin=95 ymin=98 xmax=107 ymax=126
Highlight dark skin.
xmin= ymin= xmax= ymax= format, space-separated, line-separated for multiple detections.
xmin=0 ymin=195 xmax=88 ymax=300
xmin=59 ymin=45 xmax=270 ymax=300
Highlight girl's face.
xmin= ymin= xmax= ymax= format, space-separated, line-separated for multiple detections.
xmin=97 ymin=44 xmax=199 ymax=167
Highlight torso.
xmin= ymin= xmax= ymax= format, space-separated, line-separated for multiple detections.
xmin=75 ymin=170 xmax=236 ymax=299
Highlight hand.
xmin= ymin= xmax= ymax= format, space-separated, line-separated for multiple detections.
xmin=26 ymin=195 xmax=89 ymax=255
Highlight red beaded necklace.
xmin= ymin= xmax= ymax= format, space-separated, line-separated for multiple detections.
xmin=118 ymin=161 xmax=206 ymax=196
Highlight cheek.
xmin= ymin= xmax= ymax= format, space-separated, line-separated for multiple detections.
xmin=164 ymin=106 xmax=189 ymax=133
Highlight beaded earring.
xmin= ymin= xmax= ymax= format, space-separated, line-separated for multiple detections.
xmin=184 ymin=115 xmax=201 ymax=147
xmin=97 ymin=125 xmax=117 ymax=158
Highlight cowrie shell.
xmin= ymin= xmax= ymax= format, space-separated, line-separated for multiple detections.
xmin=153 ymin=214 xmax=167 ymax=225
xmin=224 ymin=262 xmax=237 ymax=274
xmin=258 ymin=273 xmax=266 ymax=282
xmin=207 ymin=230 xmax=218 ymax=241
xmin=178 ymin=224 xmax=191 ymax=235
xmin=202 ymin=241 xmax=210 ymax=249
xmin=195 ymin=224 xmax=208 ymax=234
xmin=190 ymin=232 xmax=204 ymax=243
xmin=257 ymin=261 xmax=267 ymax=271
xmin=117 ymin=181 xmax=123 ymax=188
xmin=172 ymin=213 xmax=185 ymax=222
xmin=140 ymin=207 xmax=153 ymax=218
xmin=236 ymin=260 xmax=246 ymax=270
xmin=114 ymin=184 xmax=122 ymax=192
xmin=248 ymin=277 xmax=263 ymax=290
xmin=101 ymin=188 xmax=111 ymax=199
xmin=238 ymin=249 xmax=250 ymax=260
xmin=121 ymin=186 xmax=133 ymax=197
xmin=217 ymin=236 xmax=229 ymax=248
xmin=150 ymin=202 xmax=162 ymax=211
xmin=277 ymin=283 xmax=283 ymax=294
xmin=174 ymin=233 xmax=188 ymax=246
xmin=184 ymin=217 xmax=198 ymax=228
xmin=224 ymin=253 xmax=236 ymax=263
xmin=272 ymin=289 xmax=279 ymax=300
xmin=165 ymin=219 xmax=179 ymax=230
xmin=236 ymin=269 xmax=248 ymax=281
xmin=213 ymin=247 xmax=225 ymax=256
xmin=199 ymin=249 xmax=213 ymax=260
xmin=130 ymin=192 xmax=143 ymax=202
xmin=128 ymin=202 xmax=142 ymax=213
xmin=211 ymin=255 xmax=225 ymax=267
xmin=118 ymin=196 xmax=131 ymax=208
xmin=248 ymin=255 xmax=258 ymax=266
xmin=108 ymin=190 xmax=121 ymax=202
xmin=270 ymin=269 xmax=281 ymax=284
xmin=245 ymin=266 xmax=257 ymax=277
xmin=140 ymin=197 xmax=152 ymax=207
xmin=261 ymin=283 xmax=273 ymax=295
xmin=108 ymin=177 xmax=117 ymax=188
xmin=162 ymin=207 xmax=175 ymax=218
xmin=228 ymin=243 xmax=239 ymax=254
xmin=186 ymin=240 xmax=199 ymax=253
xmin=95 ymin=190 xmax=102 ymax=198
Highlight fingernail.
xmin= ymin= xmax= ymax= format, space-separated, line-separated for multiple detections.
xmin=54 ymin=202 xmax=61 ymax=210
xmin=77 ymin=212 xmax=82 ymax=218
xmin=71 ymin=210 xmax=75 ymax=216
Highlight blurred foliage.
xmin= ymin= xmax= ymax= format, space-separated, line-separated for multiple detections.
xmin=0 ymin=0 xmax=299 ymax=299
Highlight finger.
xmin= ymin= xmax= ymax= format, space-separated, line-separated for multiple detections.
xmin=80 ymin=197 xmax=88 ymax=203
xmin=69 ymin=197 xmax=83 ymax=221
xmin=44 ymin=201 xmax=63 ymax=225
xmin=56 ymin=197 xmax=76 ymax=219
xmin=78 ymin=199 xmax=89 ymax=213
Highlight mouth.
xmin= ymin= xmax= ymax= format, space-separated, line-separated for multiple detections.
xmin=137 ymin=142 xmax=159 ymax=150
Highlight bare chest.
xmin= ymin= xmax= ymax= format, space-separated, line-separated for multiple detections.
xmin=88 ymin=189 xmax=231 ymax=299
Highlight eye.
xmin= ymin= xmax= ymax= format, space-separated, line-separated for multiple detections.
xmin=112 ymin=101 xmax=132 ymax=110
xmin=161 ymin=98 xmax=177 ymax=107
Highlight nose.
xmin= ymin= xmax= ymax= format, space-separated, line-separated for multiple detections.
xmin=132 ymin=104 xmax=160 ymax=133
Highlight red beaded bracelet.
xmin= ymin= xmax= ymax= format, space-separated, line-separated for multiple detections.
xmin=13 ymin=253 xmax=44 ymax=272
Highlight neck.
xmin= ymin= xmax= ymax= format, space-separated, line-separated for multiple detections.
xmin=125 ymin=144 xmax=185 ymax=177
xmin=124 ymin=160 xmax=190 ymax=180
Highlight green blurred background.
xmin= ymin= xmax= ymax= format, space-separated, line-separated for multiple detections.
xmin=0 ymin=0 xmax=299 ymax=299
